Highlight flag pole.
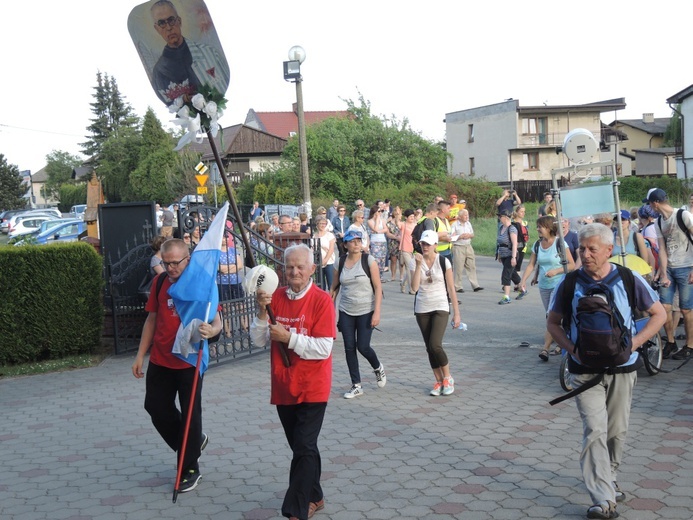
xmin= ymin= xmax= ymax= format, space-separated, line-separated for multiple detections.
xmin=172 ymin=330 xmax=206 ymax=503
xmin=206 ymin=130 xmax=290 ymax=367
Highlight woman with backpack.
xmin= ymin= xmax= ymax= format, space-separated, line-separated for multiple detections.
xmin=512 ymin=205 xmax=529 ymax=291
xmin=497 ymin=210 xmax=522 ymax=305
xmin=330 ymin=229 xmax=386 ymax=399
xmin=411 ymin=230 xmax=461 ymax=396
xmin=517 ymin=216 xmax=575 ymax=361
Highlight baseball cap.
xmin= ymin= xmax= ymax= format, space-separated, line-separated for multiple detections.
xmin=419 ymin=230 xmax=439 ymax=245
xmin=642 ymin=188 xmax=668 ymax=203
xmin=613 ymin=209 xmax=631 ymax=221
xmin=343 ymin=230 xmax=363 ymax=242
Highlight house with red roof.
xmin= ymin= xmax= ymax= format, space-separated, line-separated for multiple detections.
xmin=244 ymin=104 xmax=349 ymax=139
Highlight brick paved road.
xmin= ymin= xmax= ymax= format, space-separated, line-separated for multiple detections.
xmin=1 ymin=257 xmax=691 ymax=519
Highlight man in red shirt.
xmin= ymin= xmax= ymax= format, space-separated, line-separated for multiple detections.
xmin=132 ymin=238 xmax=222 ymax=494
xmin=250 ymin=243 xmax=336 ymax=520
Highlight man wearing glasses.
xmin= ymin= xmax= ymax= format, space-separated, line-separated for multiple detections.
xmin=150 ymin=0 xmax=230 ymax=105
xmin=332 ymin=205 xmax=350 ymax=255
xmin=355 ymin=199 xmax=370 ymax=219
xmin=132 ymin=238 xmax=222 ymax=494
xmin=277 ymin=215 xmax=293 ymax=234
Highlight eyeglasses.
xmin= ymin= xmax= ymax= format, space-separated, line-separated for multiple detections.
xmin=156 ymin=15 xmax=180 ymax=28
xmin=163 ymin=256 xmax=189 ymax=269
xmin=183 ymin=234 xmax=191 ymax=240
xmin=339 ymin=209 xmax=346 ymax=212
xmin=425 ymin=270 xmax=433 ymax=283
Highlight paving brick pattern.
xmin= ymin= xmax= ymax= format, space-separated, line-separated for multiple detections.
xmin=1 ymin=257 xmax=691 ymax=519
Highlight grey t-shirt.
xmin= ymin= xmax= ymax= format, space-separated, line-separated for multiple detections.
xmin=655 ymin=210 xmax=693 ymax=268
xmin=337 ymin=255 xmax=376 ymax=316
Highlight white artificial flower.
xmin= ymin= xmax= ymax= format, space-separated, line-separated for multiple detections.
xmin=191 ymin=93 xmax=206 ymax=111
xmin=203 ymin=101 xmax=217 ymax=118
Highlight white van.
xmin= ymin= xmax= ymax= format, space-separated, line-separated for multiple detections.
xmin=69 ymin=204 xmax=87 ymax=220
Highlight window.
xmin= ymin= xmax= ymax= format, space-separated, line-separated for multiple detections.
xmin=522 ymin=117 xmax=547 ymax=144
xmin=469 ymin=157 xmax=476 ymax=176
xmin=523 ymin=152 xmax=539 ymax=170
xmin=468 ymin=124 xmax=474 ymax=143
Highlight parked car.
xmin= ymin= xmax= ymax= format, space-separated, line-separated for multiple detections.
xmin=12 ymin=218 xmax=82 ymax=245
xmin=69 ymin=204 xmax=87 ymax=220
xmin=34 ymin=220 xmax=87 ymax=245
xmin=7 ymin=211 xmax=60 ymax=236
xmin=1 ymin=209 xmax=29 ymax=234
xmin=8 ymin=216 xmax=56 ymax=239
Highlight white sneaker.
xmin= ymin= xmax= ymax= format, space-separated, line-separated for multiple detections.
xmin=374 ymin=364 xmax=387 ymax=388
xmin=430 ymin=382 xmax=443 ymax=396
xmin=344 ymin=385 xmax=363 ymax=399
xmin=442 ymin=376 xmax=454 ymax=396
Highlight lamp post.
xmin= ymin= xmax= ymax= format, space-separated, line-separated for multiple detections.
xmin=283 ymin=45 xmax=311 ymax=220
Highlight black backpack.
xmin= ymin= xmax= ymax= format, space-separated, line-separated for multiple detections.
xmin=411 ymin=217 xmax=428 ymax=254
xmin=560 ymin=264 xmax=636 ymax=369
xmin=657 ymin=208 xmax=693 ymax=249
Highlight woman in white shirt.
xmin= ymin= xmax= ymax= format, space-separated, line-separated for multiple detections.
xmin=411 ymin=230 xmax=461 ymax=396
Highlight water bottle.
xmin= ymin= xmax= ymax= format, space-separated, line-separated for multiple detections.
xmin=452 ymin=321 xmax=467 ymax=331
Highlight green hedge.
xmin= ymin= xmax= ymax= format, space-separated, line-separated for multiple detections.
xmin=0 ymin=242 xmax=103 ymax=365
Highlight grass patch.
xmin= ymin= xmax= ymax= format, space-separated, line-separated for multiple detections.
xmin=0 ymin=344 xmax=112 ymax=379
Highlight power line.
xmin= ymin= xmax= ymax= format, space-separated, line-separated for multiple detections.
xmin=0 ymin=123 xmax=84 ymax=138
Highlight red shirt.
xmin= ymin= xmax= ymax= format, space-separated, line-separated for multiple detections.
xmin=269 ymin=284 xmax=335 ymax=405
xmin=145 ymin=274 xmax=191 ymax=370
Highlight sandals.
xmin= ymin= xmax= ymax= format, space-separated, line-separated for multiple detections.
xmin=586 ymin=501 xmax=619 ymax=519
xmin=550 ymin=346 xmax=562 ymax=356
xmin=538 ymin=350 xmax=549 ymax=362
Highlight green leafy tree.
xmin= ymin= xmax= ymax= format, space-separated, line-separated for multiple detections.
xmin=0 ymin=154 xmax=26 ymax=209
xmin=44 ymin=150 xmax=82 ymax=199
xmin=81 ymin=72 xmax=139 ymax=159
xmin=663 ymin=105 xmax=682 ymax=147
xmin=243 ymin=95 xmax=448 ymax=205
xmin=98 ymin=126 xmax=142 ymax=203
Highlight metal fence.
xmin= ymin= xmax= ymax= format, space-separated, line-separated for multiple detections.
xmin=104 ymin=203 xmax=325 ymax=366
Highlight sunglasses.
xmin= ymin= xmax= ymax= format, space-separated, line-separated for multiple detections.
xmin=425 ymin=270 xmax=433 ymax=283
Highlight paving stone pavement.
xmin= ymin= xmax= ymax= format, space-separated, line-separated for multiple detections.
xmin=1 ymin=256 xmax=692 ymax=520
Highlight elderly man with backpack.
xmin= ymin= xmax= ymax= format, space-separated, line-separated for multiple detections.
xmin=547 ymin=223 xmax=665 ymax=520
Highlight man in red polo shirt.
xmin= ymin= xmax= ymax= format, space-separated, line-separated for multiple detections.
xmin=132 ymin=238 xmax=222 ymax=493
xmin=251 ymin=243 xmax=336 ymax=520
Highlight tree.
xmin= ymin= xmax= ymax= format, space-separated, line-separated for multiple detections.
xmin=663 ymin=105 xmax=682 ymax=148
xmin=0 ymin=154 xmax=26 ymax=209
xmin=81 ymin=72 xmax=139 ymax=159
xmin=44 ymin=150 xmax=82 ymax=199
xmin=251 ymin=95 xmax=449 ymax=205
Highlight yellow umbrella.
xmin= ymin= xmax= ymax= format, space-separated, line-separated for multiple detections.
xmin=609 ymin=254 xmax=652 ymax=277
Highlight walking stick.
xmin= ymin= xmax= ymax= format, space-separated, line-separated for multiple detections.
xmin=172 ymin=336 xmax=205 ymax=503
xmin=206 ymin=130 xmax=290 ymax=367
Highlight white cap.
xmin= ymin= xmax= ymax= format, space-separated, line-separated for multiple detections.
xmin=419 ymin=230 xmax=439 ymax=245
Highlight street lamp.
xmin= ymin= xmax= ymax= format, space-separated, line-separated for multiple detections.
xmin=283 ymin=45 xmax=311 ymax=220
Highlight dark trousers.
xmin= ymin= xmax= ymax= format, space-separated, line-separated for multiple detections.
xmin=277 ymin=402 xmax=327 ymax=520
xmin=415 ymin=310 xmax=450 ymax=369
xmin=500 ymin=256 xmax=521 ymax=287
xmin=144 ymin=362 xmax=203 ymax=473
xmin=339 ymin=310 xmax=380 ymax=385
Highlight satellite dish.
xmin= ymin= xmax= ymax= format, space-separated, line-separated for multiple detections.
xmin=562 ymin=128 xmax=599 ymax=165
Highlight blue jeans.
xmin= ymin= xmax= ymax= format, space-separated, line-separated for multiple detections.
xmin=321 ymin=264 xmax=334 ymax=291
xmin=339 ymin=310 xmax=380 ymax=385
xmin=659 ymin=266 xmax=693 ymax=309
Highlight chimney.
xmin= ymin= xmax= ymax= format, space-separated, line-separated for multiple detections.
xmin=643 ymin=113 xmax=654 ymax=124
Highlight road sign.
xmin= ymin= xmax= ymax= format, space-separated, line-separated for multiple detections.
xmin=197 ymin=186 xmax=208 ymax=195
xmin=195 ymin=174 xmax=209 ymax=186
xmin=195 ymin=162 xmax=209 ymax=175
